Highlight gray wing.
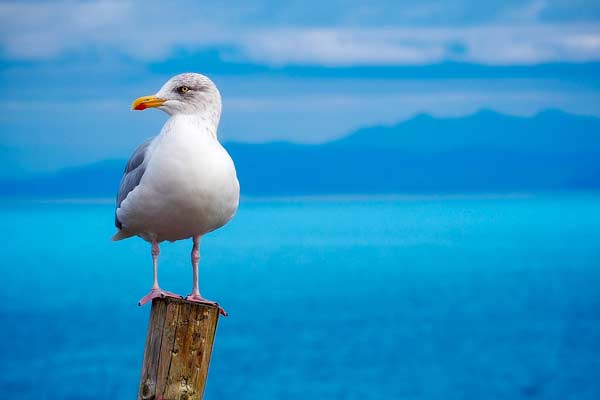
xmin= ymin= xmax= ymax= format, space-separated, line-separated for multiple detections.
xmin=115 ymin=137 xmax=154 ymax=229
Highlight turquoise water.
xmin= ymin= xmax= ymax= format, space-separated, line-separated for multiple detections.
xmin=1 ymin=194 xmax=600 ymax=399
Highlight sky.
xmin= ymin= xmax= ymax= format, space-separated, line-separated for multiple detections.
xmin=1 ymin=0 xmax=600 ymax=177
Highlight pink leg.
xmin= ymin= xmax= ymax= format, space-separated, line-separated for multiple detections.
xmin=186 ymin=236 xmax=228 ymax=316
xmin=138 ymin=240 xmax=180 ymax=306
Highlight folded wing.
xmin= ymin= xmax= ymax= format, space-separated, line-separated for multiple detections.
xmin=115 ymin=137 xmax=154 ymax=229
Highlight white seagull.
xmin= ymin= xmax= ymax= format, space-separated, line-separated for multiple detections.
xmin=113 ymin=73 xmax=239 ymax=313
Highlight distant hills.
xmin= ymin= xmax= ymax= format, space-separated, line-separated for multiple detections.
xmin=2 ymin=110 xmax=600 ymax=197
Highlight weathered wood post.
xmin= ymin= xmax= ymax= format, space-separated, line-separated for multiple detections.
xmin=138 ymin=297 xmax=220 ymax=400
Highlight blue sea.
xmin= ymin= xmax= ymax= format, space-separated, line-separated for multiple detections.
xmin=1 ymin=194 xmax=600 ymax=399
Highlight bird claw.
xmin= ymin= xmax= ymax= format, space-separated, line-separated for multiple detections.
xmin=185 ymin=294 xmax=228 ymax=316
xmin=138 ymin=287 xmax=181 ymax=306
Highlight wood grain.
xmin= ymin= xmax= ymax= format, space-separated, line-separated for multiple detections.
xmin=138 ymin=297 xmax=220 ymax=400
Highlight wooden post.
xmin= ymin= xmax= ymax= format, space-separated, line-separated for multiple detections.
xmin=138 ymin=297 xmax=220 ymax=400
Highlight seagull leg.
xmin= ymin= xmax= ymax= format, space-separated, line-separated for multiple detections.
xmin=138 ymin=240 xmax=179 ymax=306
xmin=186 ymin=236 xmax=228 ymax=316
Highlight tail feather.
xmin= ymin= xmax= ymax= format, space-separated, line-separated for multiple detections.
xmin=112 ymin=229 xmax=135 ymax=241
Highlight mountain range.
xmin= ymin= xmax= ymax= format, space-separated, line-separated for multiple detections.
xmin=2 ymin=109 xmax=600 ymax=197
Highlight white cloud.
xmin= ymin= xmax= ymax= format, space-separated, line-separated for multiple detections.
xmin=240 ymin=24 xmax=600 ymax=66
xmin=0 ymin=1 xmax=599 ymax=65
xmin=0 ymin=0 xmax=230 ymax=60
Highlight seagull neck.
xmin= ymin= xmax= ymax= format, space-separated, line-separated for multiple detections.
xmin=164 ymin=113 xmax=220 ymax=140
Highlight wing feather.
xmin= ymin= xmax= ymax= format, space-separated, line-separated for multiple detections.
xmin=114 ymin=137 xmax=154 ymax=229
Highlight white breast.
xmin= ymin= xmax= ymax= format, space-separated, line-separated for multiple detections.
xmin=117 ymin=115 xmax=240 ymax=242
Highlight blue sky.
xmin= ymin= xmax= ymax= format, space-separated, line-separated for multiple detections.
xmin=1 ymin=0 xmax=600 ymax=177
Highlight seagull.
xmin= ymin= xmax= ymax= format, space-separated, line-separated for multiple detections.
xmin=113 ymin=73 xmax=239 ymax=313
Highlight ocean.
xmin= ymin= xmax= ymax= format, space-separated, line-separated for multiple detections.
xmin=1 ymin=194 xmax=599 ymax=399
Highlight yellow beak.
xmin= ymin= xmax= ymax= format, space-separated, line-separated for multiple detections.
xmin=131 ymin=95 xmax=166 ymax=111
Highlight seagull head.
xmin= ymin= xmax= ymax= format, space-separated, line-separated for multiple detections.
xmin=131 ymin=73 xmax=221 ymax=117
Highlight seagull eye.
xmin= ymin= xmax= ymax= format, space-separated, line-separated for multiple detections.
xmin=177 ymin=86 xmax=190 ymax=94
